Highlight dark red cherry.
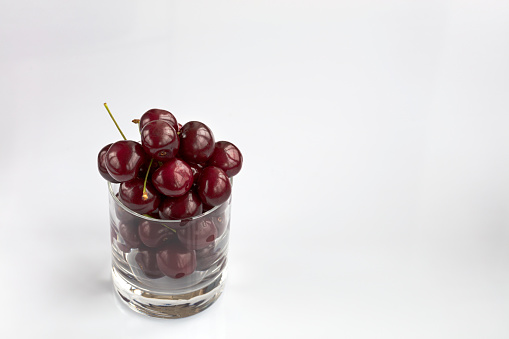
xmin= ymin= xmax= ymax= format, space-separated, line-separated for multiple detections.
xmin=138 ymin=220 xmax=176 ymax=248
xmin=179 ymin=121 xmax=215 ymax=164
xmin=135 ymin=249 xmax=164 ymax=279
xmin=197 ymin=166 xmax=231 ymax=206
xmin=118 ymin=221 xmax=142 ymax=249
xmin=208 ymin=141 xmax=243 ymax=177
xmin=141 ymin=120 xmax=179 ymax=161
xmin=139 ymin=108 xmax=178 ymax=133
xmin=152 ymin=158 xmax=193 ymax=197
xmin=105 ymin=140 xmax=146 ymax=182
xmin=156 ymin=243 xmax=196 ymax=279
xmin=119 ymin=178 xmax=161 ymax=215
xmin=98 ymin=144 xmax=121 ymax=183
xmin=159 ymin=190 xmax=203 ymax=220
xmin=177 ymin=218 xmax=218 ymax=250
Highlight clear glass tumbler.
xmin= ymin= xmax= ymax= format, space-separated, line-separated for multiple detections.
xmin=108 ymin=182 xmax=231 ymax=318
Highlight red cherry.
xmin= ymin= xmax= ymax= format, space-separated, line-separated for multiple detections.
xmin=177 ymin=218 xmax=218 ymax=250
xmin=118 ymin=178 xmax=161 ymax=215
xmin=179 ymin=121 xmax=215 ymax=164
xmin=138 ymin=220 xmax=176 ymax=248
xmin=156 ymin=243 xmax=196 ymax=279
xmin=159 ymin=190 xmax=203 ymax=220
xmin=135 ymin=248 xmax=165 ymax=279
xmin=105 ymin=140 xmax=146 ymax=182
xmin=197 ymin=166 xmax=231 ymax=206
xmin=152 ymin=158 xmax=194 ymax=197
xmin=208 ymin=141 xmax=243 ymax=177
xmin=141 ymin=120 xmax=179 ymax=161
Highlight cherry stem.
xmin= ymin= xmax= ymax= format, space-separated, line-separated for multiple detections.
xmin=104 ymin=103 xmax=127 ymax=140
xmin=132 ymin=119 xmax=140 ymax=124
xmin=142 ymin=158 xmax=154 ymax=200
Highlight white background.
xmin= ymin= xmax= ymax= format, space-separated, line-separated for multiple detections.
xmin=1 ymin=0 xmax=508 ymax=338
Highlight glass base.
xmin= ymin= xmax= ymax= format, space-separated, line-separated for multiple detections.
xmin=112 ymin=266 xmax=227 ymax=318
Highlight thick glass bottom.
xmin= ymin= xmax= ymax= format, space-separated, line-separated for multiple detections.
xmin=112 ymin=266 xmax=227 ymax=318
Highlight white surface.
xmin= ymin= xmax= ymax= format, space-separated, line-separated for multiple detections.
xmin=1 ymin=0 xmax=508 ymax=338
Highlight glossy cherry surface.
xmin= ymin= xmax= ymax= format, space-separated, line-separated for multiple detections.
xmin=139 ymin=108 xmax=178 ymax=133
xmin=152 ymin=158 xmax=193 ymax=197
xmin=141 ymin=120 xmax=179 ymax=161
xmin=119 ymin=178 xmax=160 ymax=214
xmin=159 ymin=190 xmax=203 ymax=220
xmin=156 ymin=243 xmax=196 ymax=279
xmin=135 ymin=249 xmax=164 ymax=279
xmin=179 ymin=121 xmax=215 ymax=164
xmin=177 ymin=218 xmax=218 ymax=250
xmin=105 ymin=140 xmax=146 ymax=182
xmin=197 ymin=166 xmax=231 ymax=206
xmin=138 ymin=220 xmax=176 ymax=248
xmin=98 ymin=144 xmax=121 ymax=183
xmin=208 ymin=141 xmax=243 ymax=177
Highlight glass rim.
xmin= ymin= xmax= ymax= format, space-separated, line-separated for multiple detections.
xmin=108 ymin=178 xmax=232 ymax=224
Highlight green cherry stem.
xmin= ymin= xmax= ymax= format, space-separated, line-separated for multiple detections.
xmin=142 ymin=158 xmax=154 ymax=200
xmin=104 ymin=103 xmax=127 ymax=140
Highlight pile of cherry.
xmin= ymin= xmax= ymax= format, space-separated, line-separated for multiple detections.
xmin=98 ymin=108 xmax=242 ymax=279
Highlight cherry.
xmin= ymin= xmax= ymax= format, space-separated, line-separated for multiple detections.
xmin=177 ymin=218 xmax=218 ymax=250
xmin=152 ymin=158 xmax=193 ymax=197
xmin=105 ymin=140 xmax=146 ymax=182
xmin=208 ymin=141 xmax=243 ymax=177
xmin=197 ymin=166 xmax=231 ymax=206
xmin=156 ymin=243 xmax=196 ymax=279
xmin=138 ymin=220 xmax=176 ymax=248
xmin=118 ymin=221 xmax=142 ymax=250
xmin=118 ymin=178 xmax=161 ymax=215
xmin=159 ymin=190 xmax=203 ymax=220
xmin=98 ymin=144 xmax=120 ymax=183
xmin=139 ymin=109 xmax=178 ymax=133
xmin=140 ymin=120 xmax=179 ymax=161
xmin=179 ymin=121 xmax=215 ymax=164
xmin=135 ymin=249 xmax=165 ymax=279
